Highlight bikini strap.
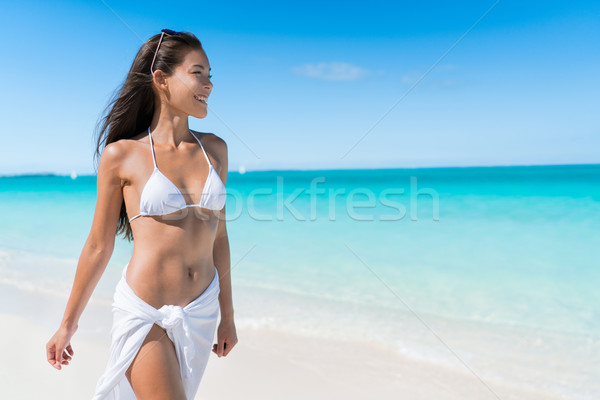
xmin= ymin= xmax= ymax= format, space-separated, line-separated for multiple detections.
xmin=148 ymin=126 xmax=158 ymax=168
xmin=188 ymin=129 xmax=212 ymax=168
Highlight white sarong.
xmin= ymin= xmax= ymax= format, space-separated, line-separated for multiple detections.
xmin=92 ymin=263 xmax=220 ymax=399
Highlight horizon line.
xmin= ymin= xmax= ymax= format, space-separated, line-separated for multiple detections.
xmin=2 ymin=161 xmax=599 ymax=178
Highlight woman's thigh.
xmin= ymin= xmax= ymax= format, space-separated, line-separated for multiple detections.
xmin=125 ymin=323 xmax=187 ymax=400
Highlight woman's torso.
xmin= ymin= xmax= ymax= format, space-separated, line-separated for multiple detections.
xmin=119 ymin=129 xmax=223 ymax=309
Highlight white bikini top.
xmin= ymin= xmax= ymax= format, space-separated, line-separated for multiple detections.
xmin=128 ymin=127 xmax=227 ymax=222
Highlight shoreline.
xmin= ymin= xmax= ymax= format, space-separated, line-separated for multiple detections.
xmin=0 ymin=278 xmax=596 ymax=399
xmin=4 ymin=308 xmax=566 ymax=400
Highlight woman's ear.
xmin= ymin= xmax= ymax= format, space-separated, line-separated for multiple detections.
xmin=152 ymin=70 xmax=169 ymax=92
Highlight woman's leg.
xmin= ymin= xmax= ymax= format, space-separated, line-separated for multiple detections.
xmin=125 ymin=323 xmax=187 ymax=400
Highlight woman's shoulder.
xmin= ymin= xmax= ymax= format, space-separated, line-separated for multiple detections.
xmin=107 ymin=131 xmax=149 ymax=155
xmin=191 ymin=131 xmax=228 ymax=169
xmin=103 ymin=132 xmax=148 ymax=169
xmin=101 ymin=133 xmax=149 ymax=186
xmin=101 ymin=138 xmax=130 ymax=159
xmin=191 ymin=130 xmax=227 ymax=154
xmin=191 ymin=130 xmax=226 ymax=144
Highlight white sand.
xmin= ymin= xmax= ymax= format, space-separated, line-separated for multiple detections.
xmin=2 ymin=309 xmax=562 ymax=400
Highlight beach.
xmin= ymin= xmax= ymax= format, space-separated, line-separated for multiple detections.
xmin=4 ymin=0 xmax=599 ymax=396
xmin=0 ymin=305 xmax=566 ymax=400
xmin=1 ymin=166 xmax=598 ymax=399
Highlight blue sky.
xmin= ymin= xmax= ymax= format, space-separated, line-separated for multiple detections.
xmin=1 ymin=0 xmax=599 ymax=174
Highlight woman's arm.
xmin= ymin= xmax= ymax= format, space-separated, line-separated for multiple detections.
xmin=46 ymin=141 xmax=125 ymax=369
xmin=60 ymin=142 xmax=125 ymax=329
xmin=211 ymin=135 xmax=237 ymax=357
xmin=214 ymin=210 xmax=233 ymax=320
xmin=212 ymin=135 xmax=233 ymax=320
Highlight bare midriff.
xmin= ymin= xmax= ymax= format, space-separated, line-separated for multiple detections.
xmin=126 ymin=208 xmax=220 ymax=310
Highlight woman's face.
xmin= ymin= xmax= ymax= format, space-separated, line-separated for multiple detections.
xmin=159 ymin=48 xmax=213 ymax=119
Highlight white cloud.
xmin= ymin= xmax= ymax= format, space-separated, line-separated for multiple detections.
xmin=291 ymin=62 xmax=369 ymax=81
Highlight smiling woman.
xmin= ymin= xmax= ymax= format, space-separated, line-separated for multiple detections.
xmin=44 ymin=29 xmax=238 ymax=400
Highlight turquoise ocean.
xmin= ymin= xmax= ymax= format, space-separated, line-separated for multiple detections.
xmin=1 ymin=165 xmax=598 ymax=398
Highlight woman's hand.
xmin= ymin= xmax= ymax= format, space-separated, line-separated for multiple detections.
xmin=46 ymin=326 xmax=76 ymax=370
xmin=212 ymin=318 xmax=238 ymax=357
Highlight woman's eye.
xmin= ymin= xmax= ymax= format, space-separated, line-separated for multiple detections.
xmin=193 ymin=72 xmax=212 ymax=79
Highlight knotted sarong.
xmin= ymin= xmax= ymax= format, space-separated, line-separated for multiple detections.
xmin=92 ymin=263 xmax=220 ymax=399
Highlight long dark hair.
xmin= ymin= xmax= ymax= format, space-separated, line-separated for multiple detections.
xmin=93 ymin=31 xmax=204 ymax=242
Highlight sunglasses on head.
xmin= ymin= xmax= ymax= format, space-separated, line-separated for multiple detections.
xmin=150 ymin=29 xmax=182 ymax=74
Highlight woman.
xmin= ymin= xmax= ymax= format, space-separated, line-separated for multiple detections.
xmin=45 ymin=29 xmax=238 ymax=399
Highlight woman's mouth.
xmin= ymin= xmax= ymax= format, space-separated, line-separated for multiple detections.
xmin=194 ymin=95 xmax=207 ymax=104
